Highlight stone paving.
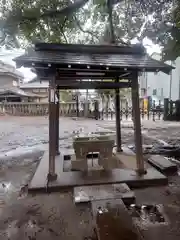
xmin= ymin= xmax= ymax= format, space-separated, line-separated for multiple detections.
xmin=0 ymin=116 xmax=180 ymax=239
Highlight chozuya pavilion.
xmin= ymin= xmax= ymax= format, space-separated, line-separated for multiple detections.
xmin=14 ymin=43 xmax=173 ymax=191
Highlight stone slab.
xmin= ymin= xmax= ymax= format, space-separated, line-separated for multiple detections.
xmin=91 ymin=199 xmax=144 ymax=240
xmin=28 ymin=152 xmax=64 ymax=192
xmin=28 ymin=151 xmax=168 ymax=193
xmin=115 ymin=153 xmax=149 ymax=170
xmin=47 ymin=168 xmax=168 ymax=192
xmin=148 ymin=155 xmax=178 ymax=175
xmin=73 ymin=183 xmax=135 ymax=205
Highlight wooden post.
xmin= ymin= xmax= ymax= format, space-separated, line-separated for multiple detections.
xmin=163 ymin=98 xmax=169 ymax=121
xmin=115 ymin=77 xmax=122 ymax=152
xmin=76 ymin=93 xmax=79 ymax=117
xmin=48 ymin=76 xmax=57 ymax=181
xmin=131 ymin=71 xmax=146 ymax=175
xmin=55 ymin=88 xmax=60 ymax=155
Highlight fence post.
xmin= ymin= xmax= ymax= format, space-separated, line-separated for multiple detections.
xmin=158 ymin=100 xmax=161 ymax=120
xmin=169 ymin=100 xmax=173 ymax=117
xmin=141 ymin=98 xmax=144 ymax=120
xmin=94 ymin=100 xmax=99 ymax=120
xmin=76 ymin=95 xmax=79 ymax=118
xmin=125 ymin=100 xmax=128 ymax=120
xmin=147 ymin=97 xmax=150 ymax=120
xmin=163 ymin=98 xmax=169 ymax=121
xmin=175 ymin=99 xmax=180 ymax=120
xmin=152 ymin=100 xmax=155 ymax=121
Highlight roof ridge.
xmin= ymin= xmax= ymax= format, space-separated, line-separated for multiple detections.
xmin=35 ymin=43 xmax=146 ymax=55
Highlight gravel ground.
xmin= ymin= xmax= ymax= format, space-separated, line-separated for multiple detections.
xmin=0 ymin=116 xmax=180 ymax=239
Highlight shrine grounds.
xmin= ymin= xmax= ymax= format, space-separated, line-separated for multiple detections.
xmin=1 ymin=116 xmax=180 ymax=239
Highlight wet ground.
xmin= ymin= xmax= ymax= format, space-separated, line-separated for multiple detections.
xmin=1 ymin=116 xmax=180 ymax=239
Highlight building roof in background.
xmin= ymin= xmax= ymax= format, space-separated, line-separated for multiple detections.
xmin=0 ymin=60 xmax=24 ymax=79
xmin=0 ymin=86 xmax=45 ymax=98
xmin=19 ymin=78 xmax=48 ymax=89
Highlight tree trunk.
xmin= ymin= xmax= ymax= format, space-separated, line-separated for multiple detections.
xmin=107 ymin=0 xmax=115 ymax=43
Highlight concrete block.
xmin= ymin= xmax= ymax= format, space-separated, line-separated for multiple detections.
xmin=74 ymin=183 xmax=135 ymax=205
xmin=148 ymin=155 xmax=178 ymax=175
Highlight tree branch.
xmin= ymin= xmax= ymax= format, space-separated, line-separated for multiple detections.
xmin=73 ymin=15 xmax=99 ymax=41
xmin=62 ymin=30 xmax=68 ymax=43
xmin=20 ymin=0 xmax=89 ymax=22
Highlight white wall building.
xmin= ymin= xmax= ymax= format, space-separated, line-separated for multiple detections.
xmin=139 ymin=53 xmax=180 ymax=101
xmin=0 ymin=60 xmax=24 ymax=88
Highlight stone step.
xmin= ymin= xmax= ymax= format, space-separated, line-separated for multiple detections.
xmin=74 ymin=183 xmax=135 ymax=206
xmin=148 ymin=155 xmax=178 ymax=175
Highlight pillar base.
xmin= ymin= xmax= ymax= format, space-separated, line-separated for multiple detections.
xmin=136 ymin=169 xmax=147 ymax=176
xmin=47 ymin=173 xmax=57 ymax=181
xmin=116 ymin=148 xmax=123 ymax=153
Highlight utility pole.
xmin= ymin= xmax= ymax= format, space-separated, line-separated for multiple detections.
xmin=169 ymin=61 xmax=173 ymax=100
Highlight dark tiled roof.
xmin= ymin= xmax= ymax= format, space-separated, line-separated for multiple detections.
xmin=14 ymin=43 xmax=173 ymax=74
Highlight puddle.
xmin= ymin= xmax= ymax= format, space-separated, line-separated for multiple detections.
xmin=127 ymin=204 xmax=168 ymax=226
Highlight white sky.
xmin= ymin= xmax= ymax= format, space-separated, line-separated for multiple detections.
xmin=0 ymin=38 xmax=161 ymax=82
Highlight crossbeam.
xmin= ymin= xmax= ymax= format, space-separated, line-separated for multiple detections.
xmin=57 ymin=81 xmax=131 ymax=89
xmin=35 ymin=68 xmax=132 ymax=80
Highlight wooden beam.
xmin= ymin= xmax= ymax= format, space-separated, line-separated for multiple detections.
xmin=115 ymin=77 xmax=122 ymax=152
xmin=48 ymin=76 xmax=57 ymax=181
xmin=131 ymin=71 xmax=146 ymax=175
xmin=38 ymin=74 xmax=131 ymax=80
xmin=57 ymin=68 xmax=131 ymax=74
xmin=35 ymin=68 xmax=132 ymax=80
xmin=55 ymin=88 xmax=60 ymax=156
xmin=57 ymin=75 xmax=131 ymax=79
xmin=57 ymin=81 xmax=131 ymax=89
xmin=39 ymin=75 xmax=131 ymax=81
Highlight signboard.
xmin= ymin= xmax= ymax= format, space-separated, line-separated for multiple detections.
xmin=50 ymin=89 xmax=55 ymax=103
xmin=55 ymin=93 xmax=58 ymax=103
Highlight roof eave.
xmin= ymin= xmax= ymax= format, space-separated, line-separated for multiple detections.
xmin=144 ymin=67 xmax=173 ymax=75
xmin=13 ymin=53 xmax=174 ymax=76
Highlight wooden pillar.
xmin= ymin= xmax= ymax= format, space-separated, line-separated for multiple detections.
xmin=115 ymin=77 xmax=122 ymax=152
xmin=55 ymin=88 xmax=60 ymax=155
xmin=48 ymin=76 xmax=57 ymax=181
xmin=131 ymin=71 xmax=146 ymax=175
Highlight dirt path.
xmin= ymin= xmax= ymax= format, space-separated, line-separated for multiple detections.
xmin=0 ymin=117 xmax=180 ymax=239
